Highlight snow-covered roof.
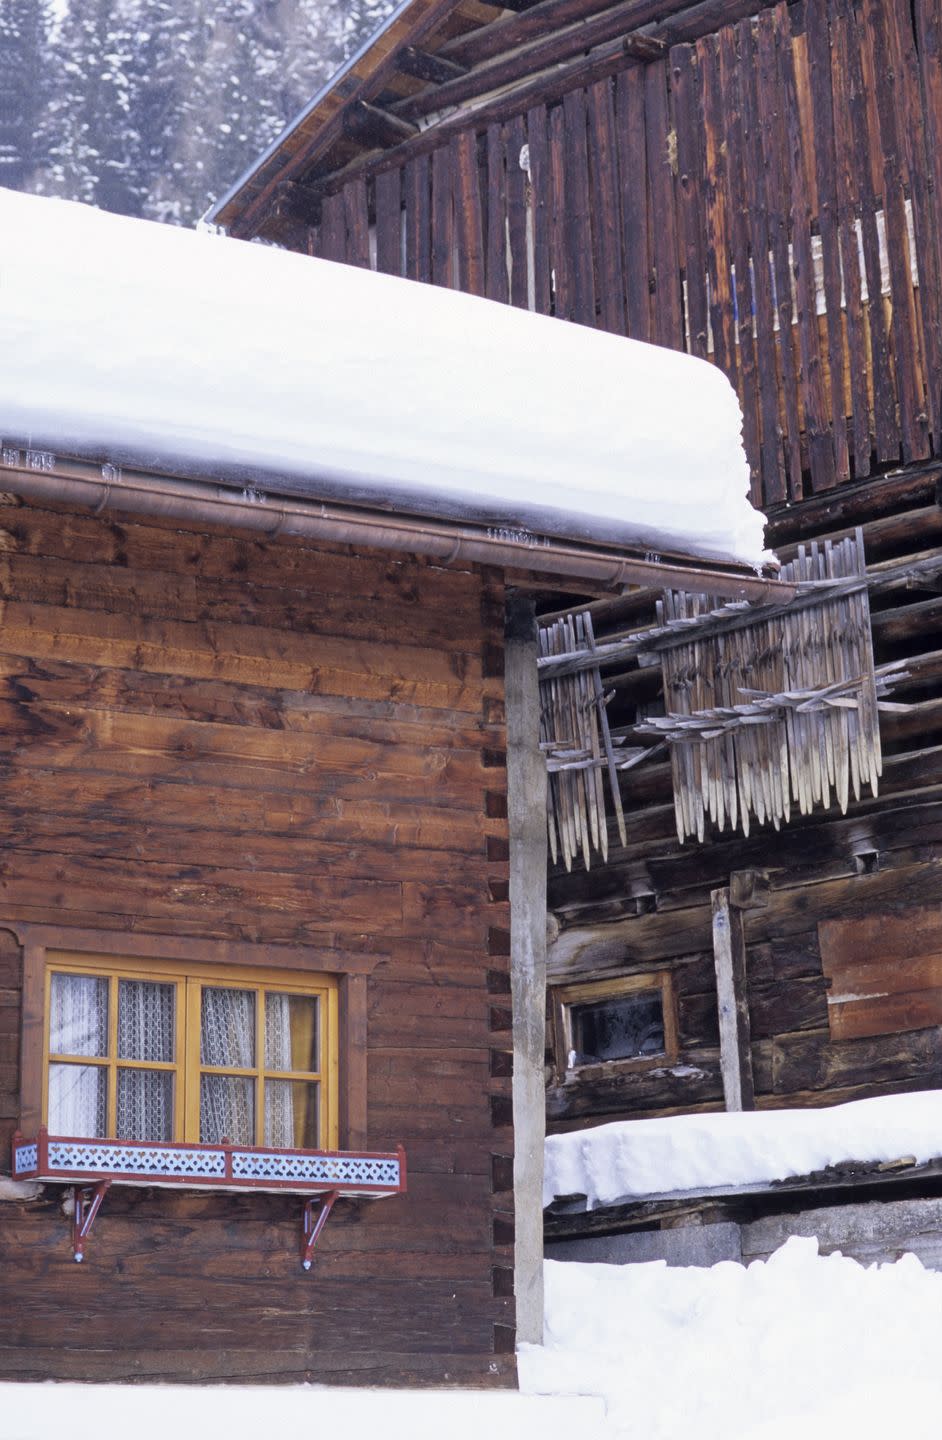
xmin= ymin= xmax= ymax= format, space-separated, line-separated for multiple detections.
xmin=544 ymin=1092 xmax=942 ymax=1208
xmin=1 ymin=188 xmax=768 ymax=568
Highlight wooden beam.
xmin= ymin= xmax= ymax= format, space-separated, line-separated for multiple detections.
xmin=711 ymin=885 xmax=755 ymax=1111
xmin=398 ymin=45 xmax=470 ymax=85
xmin=506 ymin=591 xmax=548 ymax=1345
xmin=394 ymin=4 xmax=666 ymax=123
xmin=344 ymin=99 xmax=420 ymax=149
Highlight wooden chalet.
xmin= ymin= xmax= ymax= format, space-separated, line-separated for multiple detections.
xmin=209 ymin=0 xmax=942 ymax=1259
xmin=0 ymin=184 xmax=777 ymax=1382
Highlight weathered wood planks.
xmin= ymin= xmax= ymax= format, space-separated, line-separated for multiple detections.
xmin=0 ymin=499 xmax=514 ymax=1386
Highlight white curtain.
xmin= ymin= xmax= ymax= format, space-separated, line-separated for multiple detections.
xmin=48 ymin=974 xmax=107 ymax=1137
xmin=200 ymin=987 xmax=255 ymax=1145
xmin=116 ymin=980 xmax=174 ymax=1142
xmin=264 ymin=994 xmax=294 ymax=1148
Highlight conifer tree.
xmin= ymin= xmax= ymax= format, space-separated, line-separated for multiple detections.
xmin=41 ymin=0 xmax=141 ymax=215
xmin=0 ymin=0 xmax=52 ymax=190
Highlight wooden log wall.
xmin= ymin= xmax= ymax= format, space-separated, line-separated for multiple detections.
xmin=545 ymin=465 xmax=942 ymax=1129
xmin=0 ymin=496 xmax=514 ymax=1385
xmin=307 ymin=0 xmax=942 ymax=512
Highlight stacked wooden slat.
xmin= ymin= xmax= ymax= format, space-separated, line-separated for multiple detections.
xmin=650 ymin=532 xmax=887 ymax=843
xmin=539 ymin=611 xmax=631 ymax=872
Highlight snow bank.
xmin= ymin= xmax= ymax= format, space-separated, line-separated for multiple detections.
xmin=0 ymin=187 xmax=768 ymax=567
xmin=519 ymin=1241 xmax=942 ymax=1440
xmin=0 ymin=1382 xmax=603 ymax=1440
xmin=544 ymin=1090 xmax=942 ymax=1207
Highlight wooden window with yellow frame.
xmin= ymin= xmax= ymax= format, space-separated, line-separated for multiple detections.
xmin=15 ymin=921 xmax=361 ymax=1157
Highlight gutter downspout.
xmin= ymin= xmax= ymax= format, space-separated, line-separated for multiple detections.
xmin=0 ymin=457 xmax=790 ymax=603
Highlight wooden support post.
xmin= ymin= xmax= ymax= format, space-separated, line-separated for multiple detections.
xmin=711 ymin=885 xmax=755 ymax=1111
xmin=506 ymin=592 xmax=547 ymax=1345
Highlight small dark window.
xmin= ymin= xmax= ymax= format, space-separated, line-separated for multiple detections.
xmin=570 ymin=990 xmax=665 ymax=1065
xmin=551 ymin=971 xmax=677 ymax=1076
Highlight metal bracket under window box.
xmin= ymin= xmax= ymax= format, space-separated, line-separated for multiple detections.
xmin=13 ymin=1129 xmax=406 ymax=1269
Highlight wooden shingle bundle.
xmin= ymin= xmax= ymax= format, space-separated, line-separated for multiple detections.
xmin=643 ymin=533 xmax=894 ymax=842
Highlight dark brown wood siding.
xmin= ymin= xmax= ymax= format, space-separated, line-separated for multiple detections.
xmin=304 ymin=0 xmax=942 ymax=515
xmin=0 ymin=497 xmax=513 ymax=1386
xmin=546 ymin=471 xmax=942 ymax=1128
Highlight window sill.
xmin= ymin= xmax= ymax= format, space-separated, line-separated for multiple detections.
xmin=13 ymin=1128 xmax=406 ymax=1199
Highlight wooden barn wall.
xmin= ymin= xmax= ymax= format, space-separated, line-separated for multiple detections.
xmin=307 ymin=0 xmax=942 ymax=515
xmin=544 ymin=463 xmax=942 ymax=1129
xmin=0 ymin=498 xmax=514 ymax=1385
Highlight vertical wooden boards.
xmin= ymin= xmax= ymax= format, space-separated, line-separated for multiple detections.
xmin=374 ymin=168 xmax=403 ymax=277
xmin=755 ymin=8 xmax=805 ymax=498
xmin=712 ymin=886 xmax=755 ymax=1111
xmin=916 ymin=0 xmax=942 ymax=449
xmin=526 ymin=105 xmax=552 ymax=317
xmin=777 ymin=3 xmax=834 ymax=492
xmin=404 ymin=154 xmax=432 ymax=283
xmin=833 ymin=0 xmax=899 ymax=463
xmin=453 ymin=131 xmax=486 ymax=297
xmin=562 ymin=90 xmax=596 ymax=328
xmin=888 ymin=0 xmax=942 ymax=453
xmin=505 ymin=595 xmax=546 ymax=1347
xmin=643 ymin=60 xmax=683 ymax=351
xmin=586 ymin=78 xmax=626 ymax=336
xmin=863 ymin=0 xmax=929 ymax=463
xmin=804 ymin=0 xmax=851 ymax=482
xmin=485 ymin=124 xmax=510 ymax=305
xmin=615 ymin=67 xmax=651 ymax=344
xmin=827 ymin=0 xmax=873 ymax=478
xmin=342 ymin=178 xmax=371 ymax=270
xmin=697 ymin=34 xmax=737 ymax=384
xmin=318 ymin=190 xmax=347 ymax=263
xmin=669 ymin=44 xmax=709 ymax=359
xmin=548 ymin=102 xmax=570 ymax=319
xmin=431 ymin=144 xmax=455 ymax=289
xmin=735 ymin=20 xmax=786 ymax=502
xmin=717 ymin=27 xmax=762 ymax=504
xmin=505 ymin=115 xmax=530 ymax=309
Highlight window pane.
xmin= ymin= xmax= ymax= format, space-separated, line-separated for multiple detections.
xmin=570 ymin=991 xmax=665 ymax=1065
xmin=48 ymin=1062 xmax=106 ymax=1136
xmin=118 ymin=979 xmax=175 ymax=1062
xmin=265 ymin=993 xmax=319 ymax=1072
xmin=49 ymin=973 xmax=108 ymax=1057
xmin=265 ymin=1079 xmax=319 ymax=1149
xmin=200 ymin=1073 xmax=255 ymax=1145
xmin=201 ymin=987 xmax=255 ymax=1067
xmin=117 ymin=1068 xmax=173 ymax=1142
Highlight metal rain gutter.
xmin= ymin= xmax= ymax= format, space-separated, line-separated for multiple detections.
xmin=0 ymin=450 xmax=790 ymax=603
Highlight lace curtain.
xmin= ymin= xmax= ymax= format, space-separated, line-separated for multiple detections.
xmin=48 ymin=974 xmax=108 ymax=1137
xmin=200 ymin=987 xmax=256 ymax=1145
xmin=48 ymin=975 xmax=174 ymax=1141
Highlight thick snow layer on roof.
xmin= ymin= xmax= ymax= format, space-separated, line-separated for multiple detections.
xmin=519 ymin=1241 xmax=942 ymax=1439
xmin=544 ymin=1091 xmax=942 ymax=1207
xmin=0 ymin=188 xmax=768 ymax=567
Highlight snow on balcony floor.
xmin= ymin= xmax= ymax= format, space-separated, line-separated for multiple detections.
xmin=544 ymin=1090 xmax=942 ymax=1208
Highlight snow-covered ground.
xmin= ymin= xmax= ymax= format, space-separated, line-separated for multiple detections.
xmin=0 ymin=1382 xmax=603 ymax=1440
xmin=545 ymin=1090 xmax=942 ymax=1207
xmin=6 ymin=1240 xmax=940 ymax=1439
xmin=519 ymin=1240 xmax=942 ymax=1439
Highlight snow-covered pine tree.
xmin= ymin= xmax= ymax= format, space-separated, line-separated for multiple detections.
xmin=0 ymin=0 xmax=52 ymax=190
xmin=40 ymin=0 xmax=142 ymax=216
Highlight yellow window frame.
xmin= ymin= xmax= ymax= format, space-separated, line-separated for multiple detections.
xmin=42 ymin=953 xmax=340 ymax=1150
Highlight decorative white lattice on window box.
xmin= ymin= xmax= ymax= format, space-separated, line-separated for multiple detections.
xmin=11 ymin=1129 xmax=406 ymax=1269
